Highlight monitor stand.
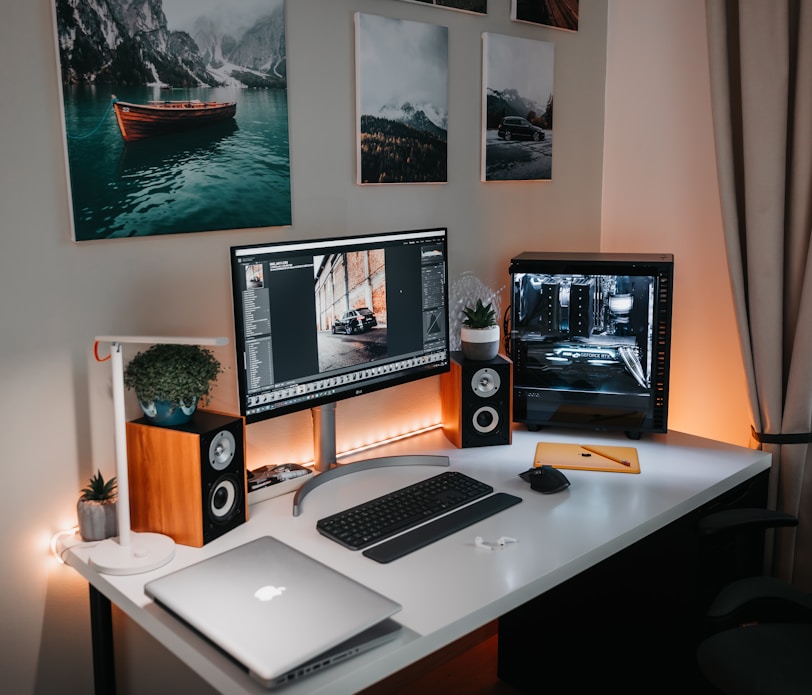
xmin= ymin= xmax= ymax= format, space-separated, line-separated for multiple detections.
xmin=291 ymin=402 xmax=449 ymax=516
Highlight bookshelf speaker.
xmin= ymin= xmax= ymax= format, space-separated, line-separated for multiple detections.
xmin=127 ymin=410 xmax=247 ymax=547
xmin=441 ymin=351 xmax=512 ymax=448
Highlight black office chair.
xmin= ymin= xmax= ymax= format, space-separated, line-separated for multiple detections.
xmin=695 ymin=508 xmax=812 ymax=694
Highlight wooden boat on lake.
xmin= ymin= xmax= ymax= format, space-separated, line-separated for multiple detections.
xmin=112 ymin=97 xmax=236 ymax=142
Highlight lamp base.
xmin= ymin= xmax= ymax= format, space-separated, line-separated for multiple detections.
xmin=89 ymin=532 xmax=175 ymax=575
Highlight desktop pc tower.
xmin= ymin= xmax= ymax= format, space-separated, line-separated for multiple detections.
xmin=127 ymin=410 xmax=247 ymax=547
xmin=441 ymin=351 xmax=512 ymax=448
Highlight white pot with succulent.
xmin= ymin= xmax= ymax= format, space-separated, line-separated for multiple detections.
xmin=461 ymin=299 xmax=500 ymax=361
xmin=77 ymin=470 xmax=118 ymax=541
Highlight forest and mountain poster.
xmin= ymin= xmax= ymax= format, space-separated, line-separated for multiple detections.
xmin=355 ymin=13 xmax=448 ymax=185
xmin=482 ymin=32 xmax=554 ymax=182
xmin=53 ymin=0 xmax=291 ymax=241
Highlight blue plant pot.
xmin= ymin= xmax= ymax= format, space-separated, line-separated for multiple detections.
xmin=139 ymin=399 xmax=197 ymax=427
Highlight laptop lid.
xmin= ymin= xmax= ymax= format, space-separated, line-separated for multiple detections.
xmin=144 ymin=536 xmax=401 ymax=686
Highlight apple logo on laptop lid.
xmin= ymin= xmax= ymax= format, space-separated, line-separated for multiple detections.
xmin=254 ymin=585 xmax=287 ymax=602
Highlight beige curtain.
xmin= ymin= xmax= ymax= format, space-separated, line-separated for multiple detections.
xmin=706 ymin=0 xmax=812 ymax=590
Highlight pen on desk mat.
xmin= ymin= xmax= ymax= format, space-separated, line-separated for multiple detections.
xmin=581 ymin=445 xmax=631 ymax=467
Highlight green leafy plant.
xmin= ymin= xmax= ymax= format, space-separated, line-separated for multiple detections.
xmin=81 ymin=470 xmax=117 ymax=502
xmin=462 ymin=299 xmax=497 ymax=329
xmin=123 ymin=343 xmax=222 ymax=407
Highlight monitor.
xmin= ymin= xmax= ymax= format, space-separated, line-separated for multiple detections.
xmin=508 ymin=252 xmax=674 ymax=439
xmin=229 ymin=228 xmax=451 ymax=497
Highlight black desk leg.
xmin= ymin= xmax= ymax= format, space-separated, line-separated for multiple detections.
xmin=89 ymin=584 xmax=116 ymax=695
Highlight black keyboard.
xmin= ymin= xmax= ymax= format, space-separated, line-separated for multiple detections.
xmin=316 ymin=471 xmax=495 ymax=551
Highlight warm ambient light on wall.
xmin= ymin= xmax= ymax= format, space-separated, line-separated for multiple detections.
xmin=336 ymin=423 xmax=443 ymax=461
xmin=91 ymin=335 xmax=229 ymax=575
xmin=50 ymin=526 xmax=79 ymax=564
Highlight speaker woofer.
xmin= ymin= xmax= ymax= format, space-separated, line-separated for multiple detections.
xmin=209 ymin=429 xmax=236 ymax=470
xmin=471 ymin=367 xmax=501 ymax=397
xmin=209 ymin=476 xmax=238 ymax=522
xmin=472 ymin=405 xmax=500 ymax=434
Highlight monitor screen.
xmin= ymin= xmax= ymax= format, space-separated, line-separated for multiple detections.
xmin=229 ymin=228 xmax=450 ymax=427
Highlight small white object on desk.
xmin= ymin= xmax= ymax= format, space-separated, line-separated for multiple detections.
xmin=474 ymin=535 xmax=518 ymax=550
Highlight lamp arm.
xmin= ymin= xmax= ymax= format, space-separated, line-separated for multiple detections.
xmin=110 ymin=342 xmax=132 ymax=548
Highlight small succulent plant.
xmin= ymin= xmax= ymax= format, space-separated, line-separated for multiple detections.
xmin=462 ymin=299 xmax=497 ymax=329
xmin=80 ymin=470 xmax=118 ymax=502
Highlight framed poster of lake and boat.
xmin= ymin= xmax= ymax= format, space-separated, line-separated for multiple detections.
xmin=52 ymin=0 xmax=292 ymax=241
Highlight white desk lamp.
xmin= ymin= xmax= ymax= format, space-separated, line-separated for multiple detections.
xmin=91 ymin=335 xmax=229 ymax=575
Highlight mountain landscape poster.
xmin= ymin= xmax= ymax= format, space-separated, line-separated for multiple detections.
xmin=395 ymin=0 xmax=487 ymax=14
xmin=53 ymin=0 xmax=291 ymax=241
xmin=511 ymin=0 xmax=579 ymax=31
xmin=482 ymin=32 xmax=554 ymax=182
xmin=355 ymin=13 xmax=448 ymax=185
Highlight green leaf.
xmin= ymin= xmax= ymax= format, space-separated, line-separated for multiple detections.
xmin=81 ymin=470 xmax=118 ymax=501
xmin=123 ymin=343 xmax=222 ymax=407
xmin=462 ymin=299 xmax=496 ymax=328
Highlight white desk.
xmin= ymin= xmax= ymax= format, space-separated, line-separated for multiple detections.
xmin=64 ymin=427 xmax=770 ymax=694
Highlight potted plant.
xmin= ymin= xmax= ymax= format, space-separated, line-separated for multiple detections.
xmin=461 ymin=299 xmax=500 ymax=361
xmin=123 ymin=343 xmax=222 ymax=426
xmin=77 ymin=470 xmax=118 ymax=541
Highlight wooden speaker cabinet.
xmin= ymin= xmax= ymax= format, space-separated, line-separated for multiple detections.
xmin=127 ymin=410 xmax=247 ymax=547
xmin=441 ymin=351 xmax=513 ymax=448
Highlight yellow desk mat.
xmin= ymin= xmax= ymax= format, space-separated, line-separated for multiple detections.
xmin=534 ymin=442 xmax=640 ymax=474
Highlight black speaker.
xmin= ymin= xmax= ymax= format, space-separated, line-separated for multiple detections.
xmin=441 ymin=351 xmax=512 ymax=448
xmin=127 ymin=410 xmax=247 ymax=547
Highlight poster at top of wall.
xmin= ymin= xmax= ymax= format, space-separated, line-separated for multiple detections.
xmin=511 ymin=0 xmax=579 ymax=32
xmin=52 ymin=0 xmax=292 ymax=241
xmin=482 ymin=32 xmax=554 ymax=182
xmin=395 ymin=0 xmax=487 ymax=14
xmin=355 ymin=13 xmax=448 ymax=185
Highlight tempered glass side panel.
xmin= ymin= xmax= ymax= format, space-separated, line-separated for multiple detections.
xmin=508 ymin=253 xmax=673 ymax=436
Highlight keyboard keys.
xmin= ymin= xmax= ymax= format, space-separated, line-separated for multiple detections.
xmin=316 ymin=471 xmax=494 ymax=550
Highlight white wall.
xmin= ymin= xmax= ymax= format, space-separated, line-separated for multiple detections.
xmin=602 ymin=0 xmax=751 ymax=443
xmin=0 ymin=1 xmax=757 ymax=692
xmin=1 ymin=1 xmax=609 ymax=692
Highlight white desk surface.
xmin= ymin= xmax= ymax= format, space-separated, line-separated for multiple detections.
xmin=65 ymin=427 xmax=770 ymax=694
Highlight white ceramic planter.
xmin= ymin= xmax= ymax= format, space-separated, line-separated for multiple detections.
xmin=461 ymin=325 xmax=500 ymax=361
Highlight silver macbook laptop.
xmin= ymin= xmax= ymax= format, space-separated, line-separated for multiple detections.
xmin=144 ymin=536 xmax=402 ymax=688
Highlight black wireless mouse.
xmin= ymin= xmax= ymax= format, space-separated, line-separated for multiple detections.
xmin=524 ymin=465 xmax=571 ymax=494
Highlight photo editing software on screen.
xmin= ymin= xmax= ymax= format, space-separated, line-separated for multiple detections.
xmin=230 ymin=228 xmax=450 ymax=423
